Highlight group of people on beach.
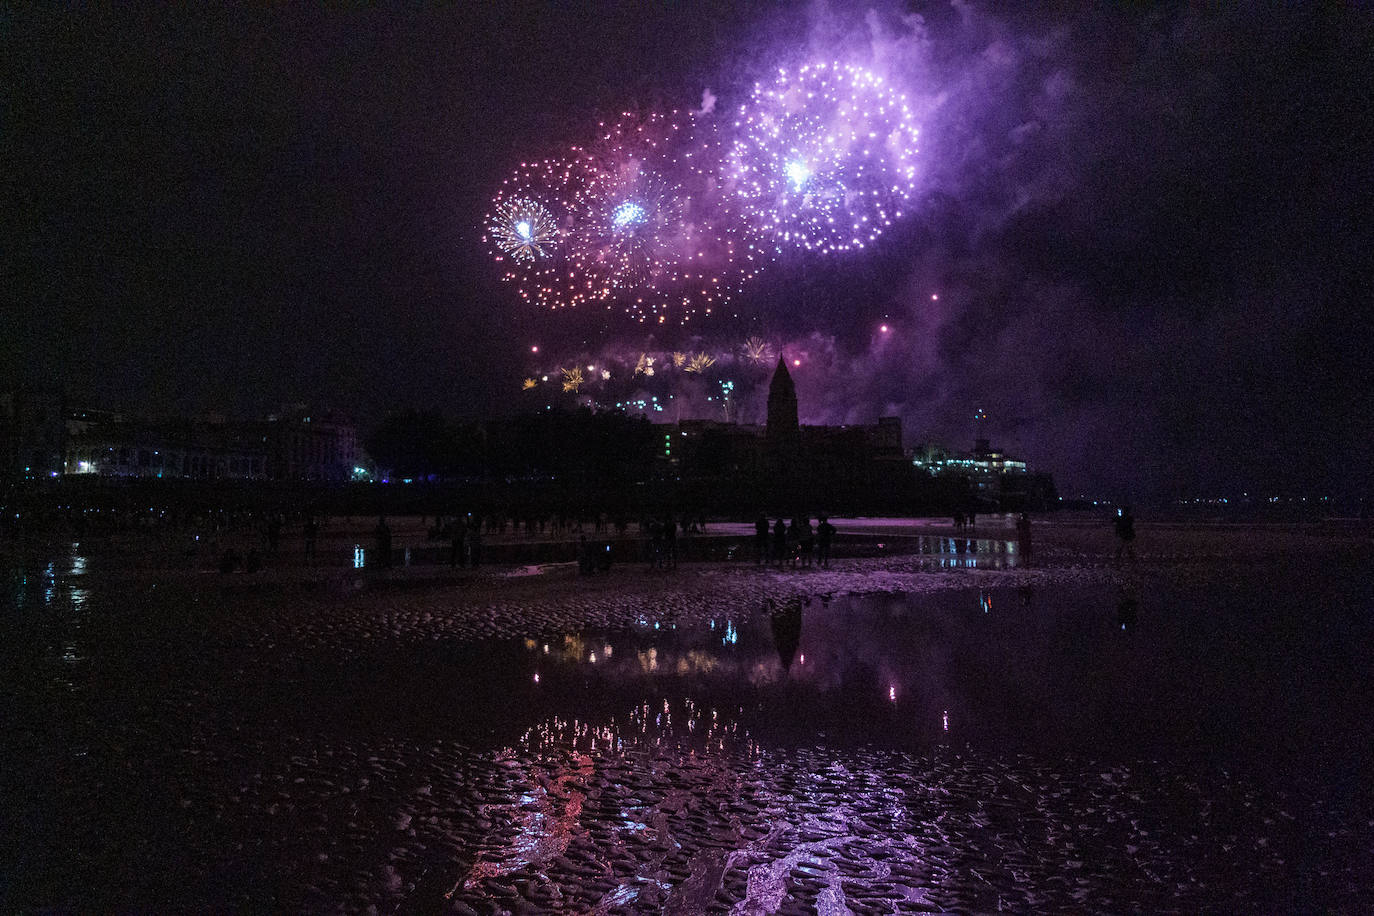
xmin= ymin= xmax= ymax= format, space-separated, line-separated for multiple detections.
xmin=752 ymin=515 xmax=837 ymax=568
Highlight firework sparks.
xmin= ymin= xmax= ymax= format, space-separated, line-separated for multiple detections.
xmin=522 ymin=377 xmax=538 ymax=390
xmin=728 ymin=61 xmax=920 ymax=253
xmin=486 ymin=154 xmax=606 ymax=311
xmin=574 ymin=162 xmax=685 ymax=297
xmin=488 ymin=197 xmax=559 ymax=262
xmin=488 ymin=110 xmax=765 ymax=324
xmin=561 ymin=367 xmax=585 ymax=392
xmin=671 ymin=351 xmax=687 ymax=368
xmin=685 ymin=352 xmax=716 ymax=373
xmin=741 ymin=336 xmax=774 ymax=365
xmin=633 ymin=353 xmax=656 ymax=376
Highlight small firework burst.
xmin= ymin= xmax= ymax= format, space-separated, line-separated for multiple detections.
xmin=671 ymin=351 xmax=687 ymax=368
xmin=561 ymin=367 xmax=585 ymax=392
xmin=522 ymin=377 xmax=538 ymax=390
xmin=486 ymin=154 xmax=605 ymax=311
xmin=488 ymin=197 xmax=559 ymax=262
xmin=685 ymin=352 xmax=717 ymax=373
xmin=600 ymin=369 xmax=612 ymax=380
xmin=741 ymin=336 xmax=774 ymax=365
xmin=633 ymin=353 xmax=656 ymax=376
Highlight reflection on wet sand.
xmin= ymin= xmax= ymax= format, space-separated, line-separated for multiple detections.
xmin=4 ymin=548 xmax=1372 ymax=912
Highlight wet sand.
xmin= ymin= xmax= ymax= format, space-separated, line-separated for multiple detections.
xmin=3 ymin=519 xmax=1371 ymax=912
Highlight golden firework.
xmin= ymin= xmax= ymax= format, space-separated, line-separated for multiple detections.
xmin=685 ymin=352 xmax=717 ymax=373
xmin=561 ymin=367 xmax=584 ymax=392
xmin=671 ymin=351 xmax=687 ymax=368
xmin=741 ymin=336 xmax=773 ymax=365
xmin=522 ymin=377 xmax=538 ymax=390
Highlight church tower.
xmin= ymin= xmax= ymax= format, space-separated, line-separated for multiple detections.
xmin=765 ymin=356 xmax=802 ymax=510
xmin=766 ymin=357 xmax=799 ymax=447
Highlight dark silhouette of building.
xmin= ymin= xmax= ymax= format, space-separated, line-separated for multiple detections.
xmin=60 ymin=405 xmax=357 ymax=481
xmin=1 ymin=386 xmax=66 ymax=480
xmin=765 ymin=357 xmax=801 ymax=504
xmin=766 ymin=357 xmax=799 ymax=449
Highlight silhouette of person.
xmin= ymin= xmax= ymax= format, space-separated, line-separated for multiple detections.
xmin=663 ymin=515 xmax=678 ymax=569
xmin=1016 ymin=512 xmax=1033 ymax=566
xmin=450 ymin=516 xmax=466 ymax=568
xmin=303 ymin=516 xmax=318 ymax=562
xmin=817 ymin=516 xmax=835 ymax=567
xmin=468 ymin=519 xmax=482 ymax=568
xmin=647 ymin=519 xmax=662 ymax=569
xmin=799 ymin=518 xmax=814 ymax=567
xmin=1114 ymin=506 xmax=1136 ymax=560
xmin=772 ymin=518 xmax=787 ymax=568
xmin=374 ymin=516 xmax=392 ymax=569
xmin=578 ymin=534 xmax=594 ymax=575
xmin=755 ymin=514 xmax=769 ymax=565
xmin=266 ymin=515 xmax=281 ymax=556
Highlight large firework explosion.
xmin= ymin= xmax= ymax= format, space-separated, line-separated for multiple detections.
xmin=727 ymin=62 xmax=920 ymax=254
xmin=488 ymin=110 xmax=767 ymax=324
xmin=485 ymin=153 xmax=606 ymax=311
xmin=484 ymin=61 xmax=920 ymax=324
xmin=576 ymin=110 xmax=766 ymax=324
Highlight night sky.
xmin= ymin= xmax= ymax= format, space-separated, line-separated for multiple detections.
xmin=5 ymin=2 xmax=1372 ymax=501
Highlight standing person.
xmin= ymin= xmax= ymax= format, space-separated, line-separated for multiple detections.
xmin=664 ymin=515 xmax=678 ymax=570
xmin=772 ymin=518 xmax=787 ymax=568
xmin=1114 ymin=506 xmax=1136 ymax=560
xmin=786 ymin=518 xmax=800 ymax=568
xmin=1016 ymin=512 xmax=1033 ymax=566
xmin=469 ymin=519 xmax=483 ymax=568
xmin=1015 ymin=512 xmax=1033 ymax=565
xmin=817 ymin=516 xmax=835 ymax=567
xmin=578 ymin=534 xmax=594 ymax=575
xmin=755 ymin=514 xmax=770 ymax=565
xmin=266 ymin=514 xmax=282 ymax=556
xmin=303 ymin=515 xmax=318 ymax=563
xmin=799 ymin=517 xmax=815 ymax=567
xmin=647 ymin=519 xmax=662 ymax=569
xmin=374 ymin=516 xmax=392 ymax=569
xmin=450 ymin=515 xmax=466 ymax=568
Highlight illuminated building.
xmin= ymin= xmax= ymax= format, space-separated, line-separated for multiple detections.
xmin=59 ymin=405 xmax=359 ymax=481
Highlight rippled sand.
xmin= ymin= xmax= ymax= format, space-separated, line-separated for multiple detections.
xmin=3 ymin=525 xmax=1371 ymax=911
